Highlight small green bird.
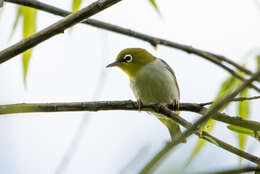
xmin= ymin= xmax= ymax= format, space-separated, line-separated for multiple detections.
xmin=106 ymin=48 xmax=182 ymax=142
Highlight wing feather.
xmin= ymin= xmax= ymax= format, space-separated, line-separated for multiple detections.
xmin=158 ymin=58 xmax=180 ymax=99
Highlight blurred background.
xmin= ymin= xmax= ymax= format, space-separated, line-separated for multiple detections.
xmin=0 ymin=0 xmax=260 ymax=173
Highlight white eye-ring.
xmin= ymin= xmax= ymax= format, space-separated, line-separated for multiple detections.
xmin=124 ymin=54 xmax=133 ymax=63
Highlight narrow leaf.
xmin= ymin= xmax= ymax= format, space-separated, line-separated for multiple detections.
xmin=149 ymin=0 xmax=160 ymax=14
xmin=185 ymin=75 xmax=240 ymax=167
xmin=236 ymin=70 xmax=250 ymax=164
xmin=238 ymin=88 xmax=249 ymax=150
xmin=227 ymin=125 xmax=254 ymax=137
xmin=72 ymin=0 xmax=83 ymax=12
xmin=257 ymin=55 xmax=260 ymax=70
xmin=256 ymin=165 xmax=260 ymax=174
xmin=21 ymin=7 xmax=37 ymax=86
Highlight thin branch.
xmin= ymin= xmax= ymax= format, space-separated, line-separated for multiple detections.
xmin=0 ymin=101 xmax=260 ymax=165
xmin=4 ymin=0 xmax=252 ymax=75
xmin=4 ymin=0 xmax=260 ymax=91
xmin=199 ymin=95 xmax=260 ymax=106
xmin=181 ymin=103 xmax=260 ymax=132
xmin=0 ymin=0 xmax=122 ymax=63
xmin=139 ymin=106 xmax=260 ymax=174
xmin=140 ymin=105 xmax=260 ymax=174
xmin=140 ymin=70 xmax=260 ymax=174
xmin=195 ymin=166 xmax=260 ymax=174
xmin=175 ymin=71 xmax=260 ymax=144
xmin=0 ymin=101 xmax=260 ymax=132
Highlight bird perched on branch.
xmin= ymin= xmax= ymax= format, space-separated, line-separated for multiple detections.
xmin=106 ymin=48 xmax=183 ymax=142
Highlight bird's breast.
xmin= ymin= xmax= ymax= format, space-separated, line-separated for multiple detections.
xmin=130 ymin=60 xmax=179 ymax=104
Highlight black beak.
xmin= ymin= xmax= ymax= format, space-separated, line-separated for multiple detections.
xmin=106 ymin=61 xmax=121 ymax=68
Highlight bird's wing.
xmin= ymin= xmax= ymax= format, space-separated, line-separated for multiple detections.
xmin=158 ymin=58 xmax=180 ymax=99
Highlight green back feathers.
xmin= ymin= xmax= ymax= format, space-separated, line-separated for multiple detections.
xmin=116 ymin=48 xmax=155 ymax=78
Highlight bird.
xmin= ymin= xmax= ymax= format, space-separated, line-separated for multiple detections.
xmin=106 ymin=48 xmax=183 ymax=142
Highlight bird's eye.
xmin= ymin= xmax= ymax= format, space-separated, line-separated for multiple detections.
xmin=123 ymin=54 xmax=133 ymax=63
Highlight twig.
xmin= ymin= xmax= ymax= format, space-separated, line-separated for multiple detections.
xmin=0 ymin=0 xmax=122 ymax=63
xmin=180 ymin=103 xmax=260 ymax=132
xmin=0 ymin=101 xmax=260 ymax=165
xmin=4 ymin=0 xmax=260 ymax=91
xmin=199 ymin=95 xmax=260 ymax=106
xmin=174 ymin=71 xmax=260 ymax=144
xmin=0 ymin=101 xmax=260 ymax=131
xmin=140 ymin=105 xmax=260 ymax=173
xmin=4 ymin=0 xmax=252 ymax=75
xmin=139 ymin=106 xmax=260 ymax=174
xmin=140 ymin=70 xmax=260 ymax=174
xmin=194 ymin=166 xmax=260 ymax=174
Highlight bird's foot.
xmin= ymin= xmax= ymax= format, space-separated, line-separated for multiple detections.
xmin=137 ymin=100 xmax=143 ymax=111
xmin=169 ymin=99 xmax=179 ymax=111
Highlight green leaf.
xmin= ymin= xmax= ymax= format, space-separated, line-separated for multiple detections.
xmin=256 ymin=165 xmax=260 ymax=174
xmin=149 ymin=0 xmax=160 ymax=14
xmin=185 ymin=75 xmax=240 ymax=167
xmin=238 ymin=88 xmax=249 ymax=148
xmin=236 ymin=70 xmax=250 ymax=164
xmin=227 ymin=125 xmax=254 ymax=136
xmin=257 ymin=55 xmax=260 ymax=70
xmin=72 ymin=0 xmax=83 ymax=12
xmin=21 ymin=7 xmax=37 ymax=86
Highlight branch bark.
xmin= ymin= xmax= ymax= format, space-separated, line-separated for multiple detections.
xmin=0 ymin=0 xmax=122 ymax=63
xmin=4 ymin=0 xmax=260 ymax=93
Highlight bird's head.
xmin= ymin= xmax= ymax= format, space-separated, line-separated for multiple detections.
xmin=106 ymin=48 xmax=155 ymax=78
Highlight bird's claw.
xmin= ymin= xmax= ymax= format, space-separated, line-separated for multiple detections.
xmin=169 ymin=99 xmax=179 ymax=111
xmin=137 ymin=100 xmax=143 ymax=111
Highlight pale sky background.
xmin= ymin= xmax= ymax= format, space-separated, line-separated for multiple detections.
xmin=0 ymin=0 xmax=260 ymax=173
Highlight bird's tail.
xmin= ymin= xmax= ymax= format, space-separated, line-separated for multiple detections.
xmin=155 ymin=112 xmax=186 ymax=143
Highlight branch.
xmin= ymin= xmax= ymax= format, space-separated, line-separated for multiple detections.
xmin=181 ymin=103 xmax=260 ymax=132
xmin=4 ymin=0 xmax=251 ymax=75
xmin=140 ymin=70 xmax=260 ymax=173
xmin=0 ymin=101 xmax=260 ymax=132
xmin=199 ymin=95 xmax=260 ymax=106
xmin=0 ymin=101 xmax=259 ymax=166
xmin=0 ymin=0 xmax=122 ymax=63
xmin=195 ymin=166 xmax=260 ymax=174
xmin=171 ymin=71 xmax=260 ymax=145
xmin=0 ymin=100 xmax=260 ymax=167
xmin=4 ymin=0 xmax=260 ymax=92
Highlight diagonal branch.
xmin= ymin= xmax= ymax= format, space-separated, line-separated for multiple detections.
xmin=140 ymin=106 xmax=260 ymax=174
xmin=0 ymin=0 xmax=122 ymax=63
xmin=199 ymin=95 xmax=260 ymax=106
xmin=4 ymin=0 xmax=260 ymax=93
xmin=140 ymin=70 xmax=260 ymax=173
xmin=181 ymin=103 xmax=260 ymax=132
xmin=194 ymin=166 xmax=260 ymax=174
xmin=167 ymin=70 xmax=260 ymax=145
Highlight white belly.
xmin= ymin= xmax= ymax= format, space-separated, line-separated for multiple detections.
xmin=130 ymin=59 xmax=179 ymax=104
